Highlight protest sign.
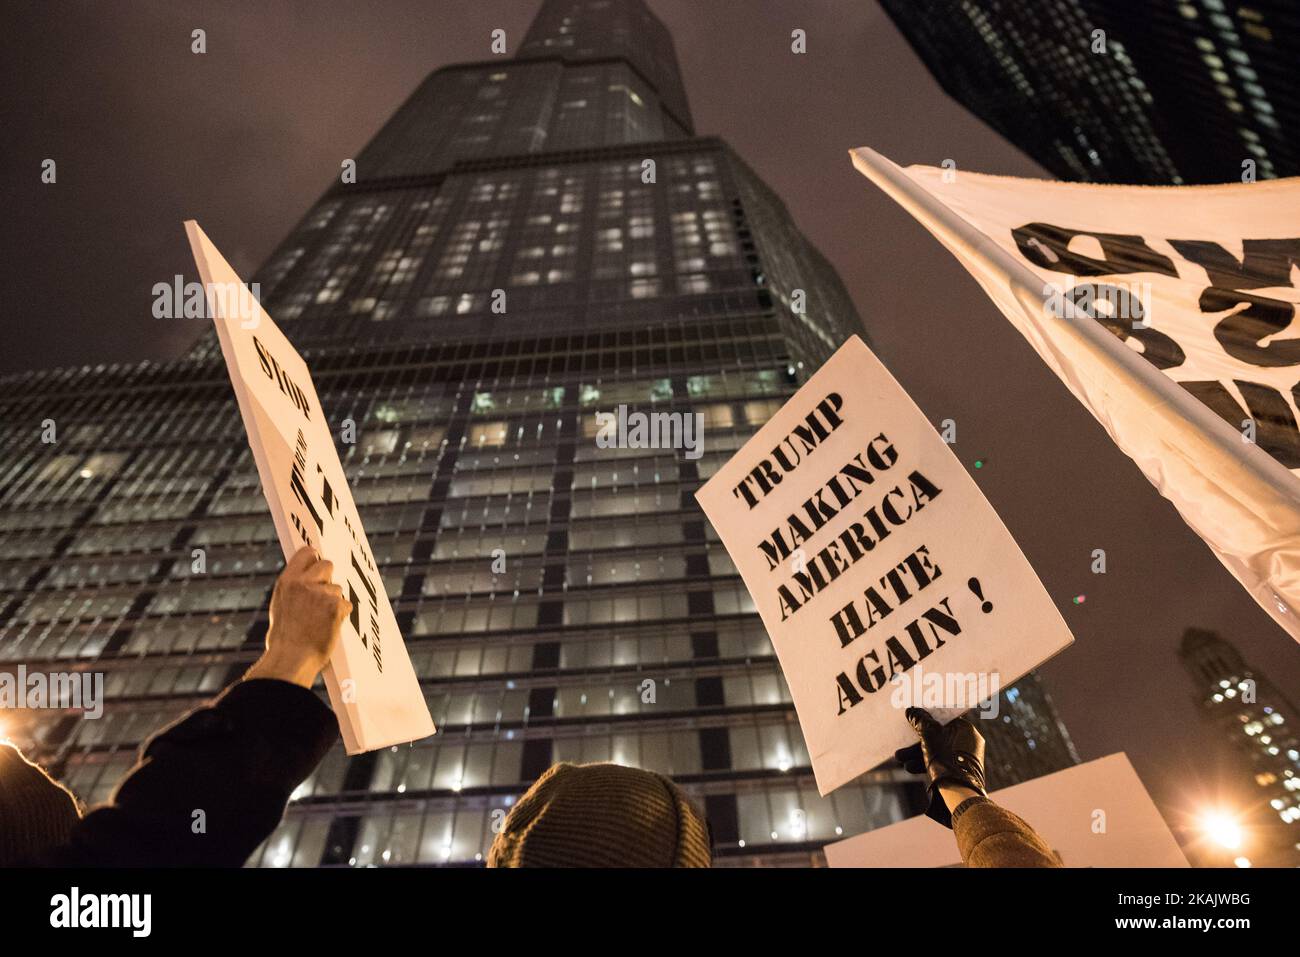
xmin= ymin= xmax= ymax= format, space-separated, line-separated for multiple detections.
xmin=852 ymin=147 xmax=1300 ymax=643
xmin=695 ymin=336 xmax=1072 ymax=794
xmin=824 ymin=752 xmax=1189 ymax=867
xmin=185 ymin=220 xmax=435 ymax=753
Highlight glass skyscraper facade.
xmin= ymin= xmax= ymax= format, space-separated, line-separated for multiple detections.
xmin=0 ymin=0 xmax=1076 ymax=867
xmin=881 ymin=0 xmax=1297 ymax=185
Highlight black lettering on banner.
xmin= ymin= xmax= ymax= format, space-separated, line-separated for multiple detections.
xmin=1205 ymin=291 xmax=1300 ymax=368
xmin=1170 ymin=238 xmax=1300 ymax=292
xmin=1173 ymin=238 xmax=1300 ymax=368
xmin=1065 ymin=283 xmax=1186 ymax=371
xmin=1013 ymin=225 xmax=1300 ymax=472
xmin=1181 ymin=380 xmax=1300 ymax=469
xmin=1012 ymin=223 xmax=1179 ymax=277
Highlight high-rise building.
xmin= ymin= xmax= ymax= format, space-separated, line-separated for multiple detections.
xmin=0 ymin=0 xmax=1074 ymax=867
xmin=1179 ymin=628 xmax=1300 ymax=867
xmin=976 ymin=672 xmax=1080 ymax=791
xmin=880 ymin=0 xmax=1298 ymax=185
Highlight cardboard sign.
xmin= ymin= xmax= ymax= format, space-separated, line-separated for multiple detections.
xmin=695 ymin=336 xmax=1072 ymax=794
xmin=185 ymin=221 xmax=434 ymax=753
xmin=824 ymin=753 xmax=1189 ymax=867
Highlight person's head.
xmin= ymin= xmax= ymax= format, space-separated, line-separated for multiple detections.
xmin=487 ymin=762 xmax=712 ymax=867
xmin=0 ymin=744 xmax=81 ymax=865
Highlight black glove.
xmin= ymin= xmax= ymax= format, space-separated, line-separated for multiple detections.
xmin=894 ymin=706 xmax=988 ymax=828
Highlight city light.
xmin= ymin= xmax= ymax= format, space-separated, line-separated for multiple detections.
xmin=1200 ymin=811 xmax=1243 ymax=850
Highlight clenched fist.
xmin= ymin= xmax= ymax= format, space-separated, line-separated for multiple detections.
xmin=245 ymin=546 xmax=352 ymax=688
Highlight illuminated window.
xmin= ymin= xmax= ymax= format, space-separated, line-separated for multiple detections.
xmin=468 ymin=422 xmax=509 ymax=448
xmin=361 ymin=430 xmax=400 ymax=457
xmin=36 ymin=455 xmax=82 ymax=483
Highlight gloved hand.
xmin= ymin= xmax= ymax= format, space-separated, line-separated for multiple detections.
xmin=894 ymin=706 xmax=988 ymax=828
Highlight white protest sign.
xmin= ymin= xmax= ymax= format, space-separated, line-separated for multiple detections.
xmin=695 ymin=336 xmax=1072 ymax=794
xmin=825 ymin=752 xmax=1189 ymax=867
xmin=185 ymin=220 xmax=434 ymax=754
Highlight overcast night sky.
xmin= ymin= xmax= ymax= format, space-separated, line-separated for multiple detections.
xmin=4 ymin=0 xmax=1298 ymax=832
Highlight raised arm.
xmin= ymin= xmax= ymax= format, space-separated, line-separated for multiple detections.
xmin=895 ymin=707 xmax=1060 ymax=868
xmin=44 ymin=547 xmax=349 ymax=867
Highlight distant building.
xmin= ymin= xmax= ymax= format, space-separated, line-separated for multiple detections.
xmin=1179 ymin=628 xmax=1300 ymax=866
xmin=881 ymin=0 xmax=1298 ymax=184
xmin=977 ymin=672 xmax=1081 ymax=790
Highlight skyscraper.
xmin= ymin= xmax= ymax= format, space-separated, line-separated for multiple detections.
xmin=0 ymin=0 xmax=1075 ymax=867
xmin=976 ymin=672 xmax=1080 ymax=791
xmin=880 ymin=0 xmax=1298 ymax=185
xmin=1178 ymin=628 xmax=1300 ymax=866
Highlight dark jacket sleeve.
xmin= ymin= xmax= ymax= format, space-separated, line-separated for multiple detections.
xmin=952 ymin=796 xmax=1061 ymax=868
xmin=42 ymin=678 xmax=338 ymax=868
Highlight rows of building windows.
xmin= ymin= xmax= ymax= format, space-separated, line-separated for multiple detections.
xmin=257 ymin=150 xmax=755 ymax=331
xmin=2 ymin=531 xmax=761 ymax=656
xmin=0 ymin=365 xmax=784 ymax=531
xmin=248 ymin=775 xmax=905 ymax=868
xmin=5 ymin=513 xmax=748 ymax=605
xmin=345 ymin=58 xmax=680 ymax=186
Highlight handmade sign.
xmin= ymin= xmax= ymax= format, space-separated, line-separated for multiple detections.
xmin=186 ymin=220 xmax=434 ymax=753
xmin=825 ymin=753 xmax=1188 ymax=867
xmin=696 ymin=336 xmax=1072 ymax=794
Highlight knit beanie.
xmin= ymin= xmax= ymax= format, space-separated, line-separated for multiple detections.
xmin=488 ymin=762 xmax=712 ymax=867
xmin=0 ymin=744 xmax=82 ymax=865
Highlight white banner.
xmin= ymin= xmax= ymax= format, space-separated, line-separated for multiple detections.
xmin=695 ymin=336 xmax=1072 ymax=795
xmin=825 ymin=752 xmax=1188 ymax=868
xmin=186 ymin=221 xmax=435 ymax=753
xmin=852 ymin=148 xmax=1300 ymax=643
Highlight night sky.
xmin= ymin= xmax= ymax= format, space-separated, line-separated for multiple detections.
xmin=6 ymin=0 xmax=1298 ymax=833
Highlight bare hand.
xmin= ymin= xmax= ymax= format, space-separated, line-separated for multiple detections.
xmin=245 ymin=546 xmax=351 ymax=688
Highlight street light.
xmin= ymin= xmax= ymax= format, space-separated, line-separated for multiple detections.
xmin=1200 ymin=810 xmax=1243 ymax=851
